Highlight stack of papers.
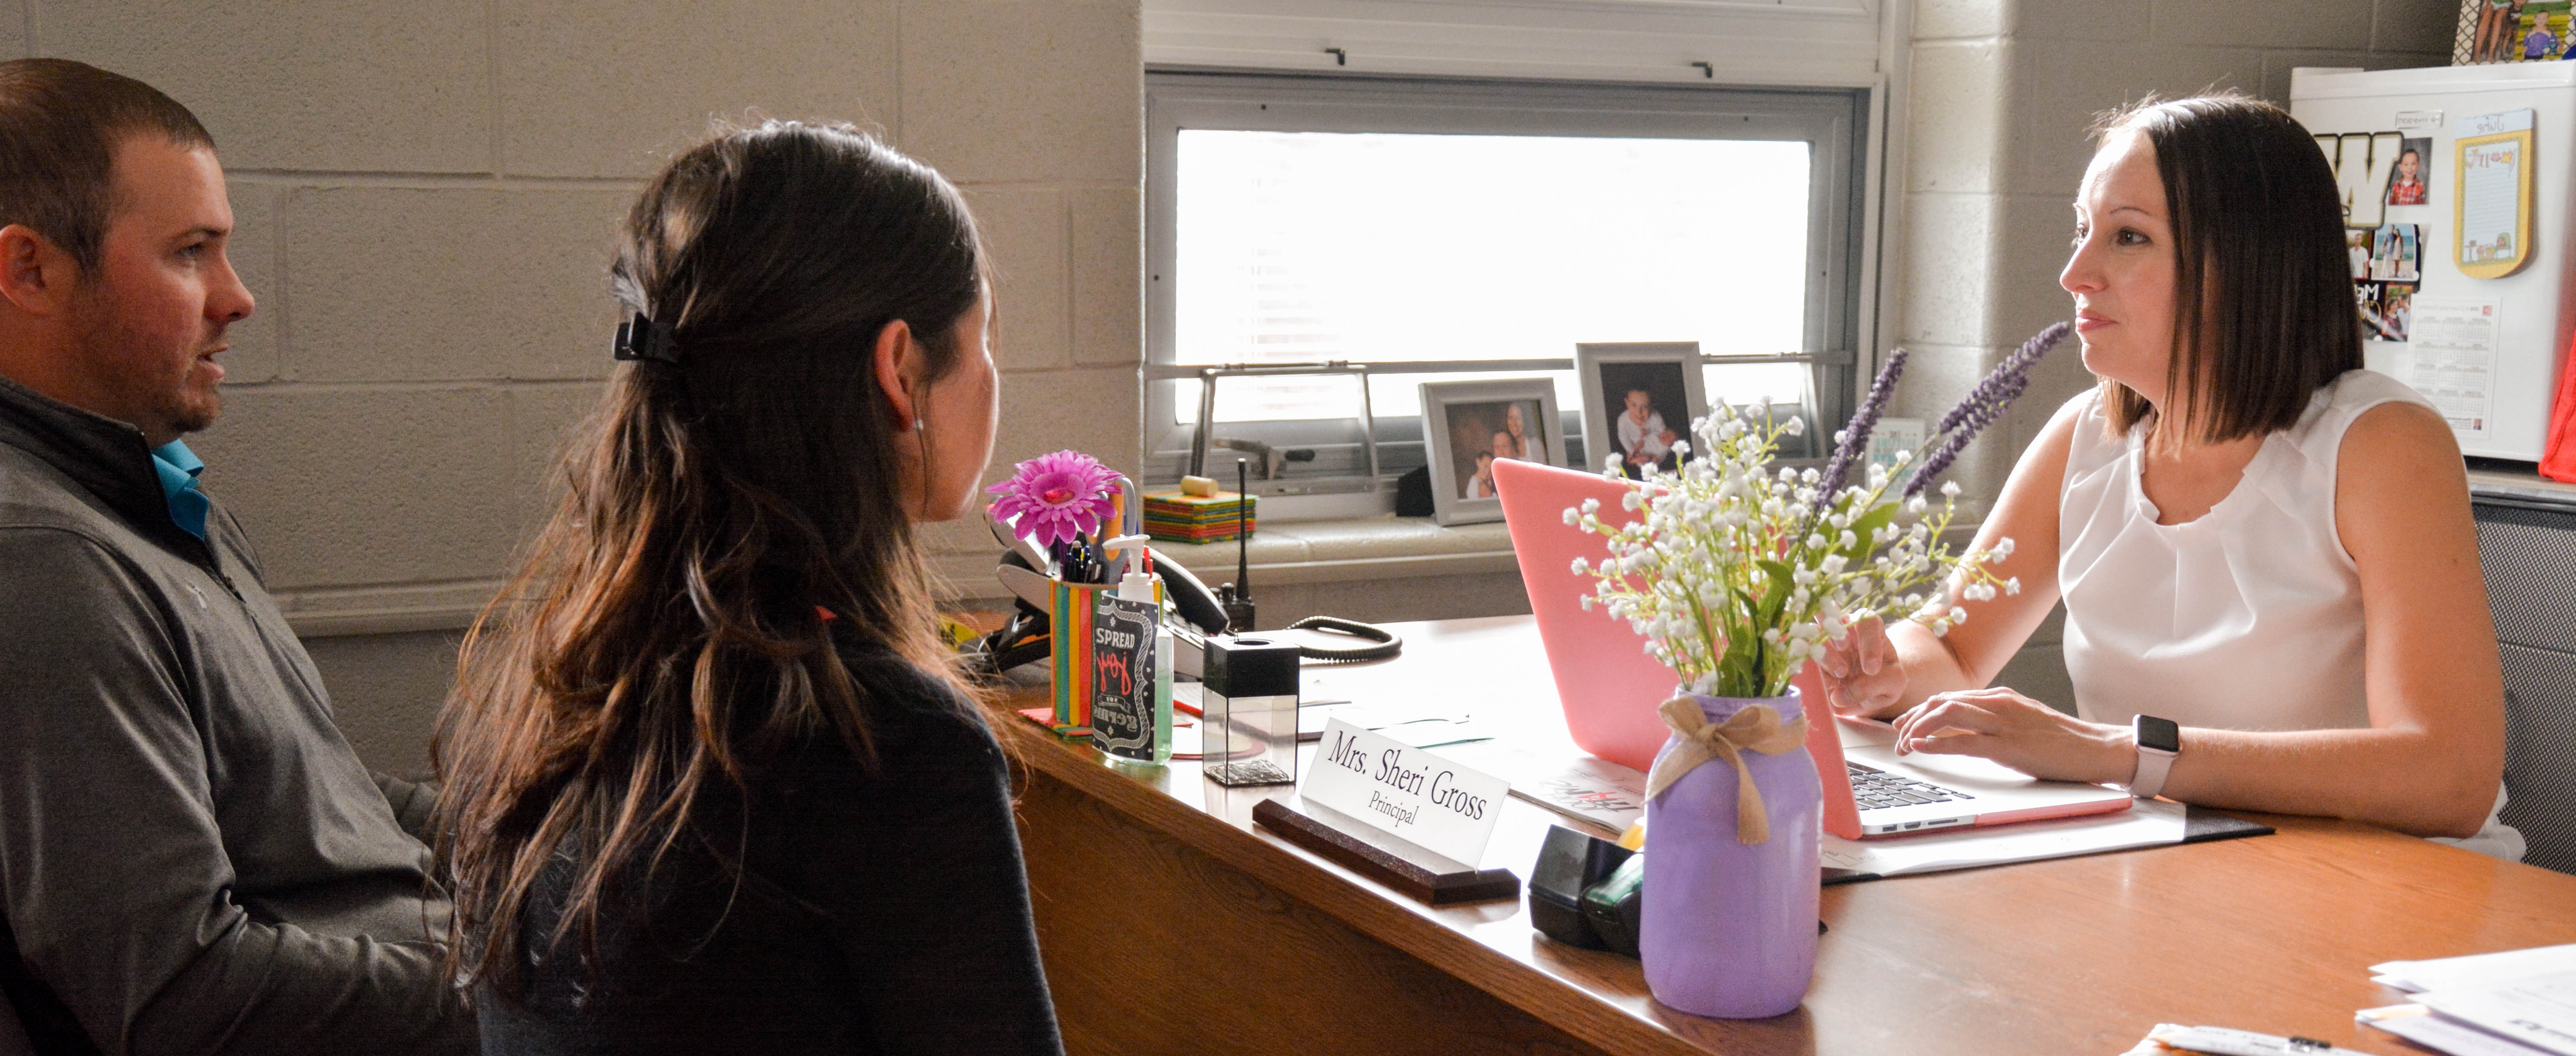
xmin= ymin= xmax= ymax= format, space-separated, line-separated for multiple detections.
xmin=1440 ymin=741 xmax=1649 ymax=832
xmin=2359 ymin=944 xmax=2576 ymax=1055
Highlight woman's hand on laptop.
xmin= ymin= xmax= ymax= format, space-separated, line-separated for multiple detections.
xmin=1817 ymin=614 xmax=1909 ymax=719
xmin=1888 ymin=687 xmax=2133 ymax=785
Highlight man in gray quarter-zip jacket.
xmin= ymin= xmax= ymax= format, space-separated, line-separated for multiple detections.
xmin=0 ymin=61 xmax=473 ymax=1055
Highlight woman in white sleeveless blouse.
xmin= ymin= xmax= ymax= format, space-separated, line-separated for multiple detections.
xmin=1817 ymin=94 xmax=2518 ymax=858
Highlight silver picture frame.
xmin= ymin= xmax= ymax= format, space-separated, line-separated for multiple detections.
xmin=1574 ymin=341 xmax=1710 ymax=479
xmin=1419 ymin=378 xmax=1566 ymax=526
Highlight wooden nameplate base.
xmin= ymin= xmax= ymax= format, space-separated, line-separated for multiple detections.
xmin=1252 ymin=798 xmax=1520 ymax=906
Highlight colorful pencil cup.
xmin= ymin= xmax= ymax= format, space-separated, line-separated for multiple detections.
xmin=1048 ymin=579 xmax=1109 ymax=735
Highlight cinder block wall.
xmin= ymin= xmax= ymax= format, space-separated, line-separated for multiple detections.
xmin=1899 ymin=0 xmax=2450 ymax=708
xmin=27 ymin=0 xmax=1145 ymax=776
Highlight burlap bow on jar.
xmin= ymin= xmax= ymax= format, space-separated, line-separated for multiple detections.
xmin=1642 ymin=697 xmax=1811 ymax=844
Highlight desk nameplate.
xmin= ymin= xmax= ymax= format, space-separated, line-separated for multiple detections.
xmin=1252 ymin=798 xmax=1521 ymax=905
xmin=1300 ymin=719 xmax=1508 ymax=865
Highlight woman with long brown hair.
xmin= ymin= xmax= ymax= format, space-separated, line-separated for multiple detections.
xmin=434 ymin=121 xmax=1060 ymax=1053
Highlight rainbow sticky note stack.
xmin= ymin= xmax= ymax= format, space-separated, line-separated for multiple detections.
xmin=1143 ymin=489 xmax=1255 ymax=544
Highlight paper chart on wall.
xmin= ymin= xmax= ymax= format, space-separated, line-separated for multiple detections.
xmin=2409 ymin=296 xmax=2501 ymax=441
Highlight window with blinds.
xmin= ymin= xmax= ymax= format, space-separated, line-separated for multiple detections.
xmin=1146 ymin=73 xmax=1867 ymax=486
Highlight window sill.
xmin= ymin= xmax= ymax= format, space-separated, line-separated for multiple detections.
xmin=939 ymin=515 xmax=1521 ymax=600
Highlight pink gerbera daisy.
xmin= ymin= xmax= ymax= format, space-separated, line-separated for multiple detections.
xmin=986 ymin=450 xmax=1118 ymax=548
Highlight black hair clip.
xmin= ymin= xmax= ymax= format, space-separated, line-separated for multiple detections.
xmin=612 ymin=312 xmax=681 ymax=364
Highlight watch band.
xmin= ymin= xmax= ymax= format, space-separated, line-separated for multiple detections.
xmin=2127 ymin=714 xmax=2180 ymax=799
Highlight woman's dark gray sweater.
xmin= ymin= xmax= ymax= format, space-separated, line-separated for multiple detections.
xmin=476 ymin=649 xmax=1063 ymax=1056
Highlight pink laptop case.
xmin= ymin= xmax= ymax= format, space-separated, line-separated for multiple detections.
xmin=1491 ymin=459 xmax=1678 ymax=773
xmin=1493 ymin=459 xmax=1873 ymax=834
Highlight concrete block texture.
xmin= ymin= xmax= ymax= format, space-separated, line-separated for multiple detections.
xmin=1993 ymin=191 xmax=2081 ymax=344
xmin=923 ymin=377 xmax=1149 ymax=559
xmin=497 ymin=0 xmax=899 ymax=179
xmin=1070 ymin=186 xmax=1142 ymax=368
xmin=2010 ymin=0 xmax=2153 ymax=42
xmin=2005 ymin=43 xmax=2263 ymax=197
xmin=1888 ymin=341 xmax=2020 ymax=512
xmin=286 ymin=186 xmax=629 ymax=383
xmin=2374 ymin=0 xmax=2461 ymax=53
xmin=2148 ymin=0 xmax=2372 ymax=49
xmin=1913 ymin=0 xmax=2004 ymax=41
xmin=190 ymin=386 xmax=522 ymax=590
xmin=967 ymin=185 xmax=1071 ymax=372
xmin=301 ymin=630 xmax=462 ymax=779
xmin=1908 ymin=39 xmax=2009 ymax=196
xmin=924 ymin=365 xmax=1140 ymax=557
xmin=1898 ymin=192 xmax=2001 ymax=347
xmin=219 ymin=182 xmax=284 ymax=385
xmin=506 ymin=383 xmax=607 ymax=542
xmin=897 ymin=0 xmax=1143 ymax=185
xmin=41 ymin=0 xmax=493 ymax=173
xmin=2 ymin=3 xmax=22 ymax=59
xmin=992 ymin=365 xmax=1141 ymax=484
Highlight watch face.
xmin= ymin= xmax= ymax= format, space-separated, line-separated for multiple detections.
xmin=2137 ymin=715 xmax=2181 ymax=754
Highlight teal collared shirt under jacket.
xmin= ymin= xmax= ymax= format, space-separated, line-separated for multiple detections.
xmin=149 ymin=439 xmax=209 ymax=540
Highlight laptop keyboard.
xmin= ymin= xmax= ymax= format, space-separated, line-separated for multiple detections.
xmin=1847 ymin=762 xmax=1975 ymax=813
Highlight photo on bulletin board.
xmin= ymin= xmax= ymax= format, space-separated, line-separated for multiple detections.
xmin=1574 ymin=342 xmax=1710 ymax=481
xmin=1419 ymin=378 xmax=1564 ymax=526
xmin=2358 ymin=280 xmax=2417 ymax=343
xmin=2370 ymin=222 xmax=2422 ymax=282
xmin=2386 ymin=138 xmax=2431 ymax=205
xmin=2527 ymin=3 xmax=2573 ymax=59
xmin=2458 ymin=0 xmax=2576 ymax=64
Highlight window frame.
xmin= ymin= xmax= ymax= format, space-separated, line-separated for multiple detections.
xmin=1143 ymin=69 xmax=1870 ymax=486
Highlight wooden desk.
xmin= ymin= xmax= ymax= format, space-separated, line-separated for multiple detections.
xmin=1000 ymin=616 xmax=2576 ymax=1055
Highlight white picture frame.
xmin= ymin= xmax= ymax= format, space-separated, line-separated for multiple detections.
xmin=1574 ymin=342 xmax=1710 ymax=479
xmin=1419 ymin=378 xmax=1566 ymax=526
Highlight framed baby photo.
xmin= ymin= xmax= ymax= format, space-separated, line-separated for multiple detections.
xmin=1575 ymin=342 xmax=1710 ymax=481
xmin=1420 ymin=378 xmax=1565 ymax=526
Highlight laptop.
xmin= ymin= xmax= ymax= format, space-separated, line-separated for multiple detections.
xmin=1491 ymin=457 xmax=2133 ymax=840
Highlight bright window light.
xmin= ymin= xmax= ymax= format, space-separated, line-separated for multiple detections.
xmin=1174 ymin=130 xmax=1813 ymax=422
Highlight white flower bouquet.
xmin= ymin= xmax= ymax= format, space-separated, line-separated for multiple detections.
xmin=1566 ymin=325 xmax=2069 ymax=699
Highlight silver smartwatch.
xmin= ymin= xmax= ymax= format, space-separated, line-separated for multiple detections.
xmin=2126 ymin=714 xmax=2180 ymax=799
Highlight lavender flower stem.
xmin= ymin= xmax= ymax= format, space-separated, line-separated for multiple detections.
xmin=1905 ymin=322 xmax=2071 ymax=499
xmin=1817 ymin=346 xmax=1910 ymax=497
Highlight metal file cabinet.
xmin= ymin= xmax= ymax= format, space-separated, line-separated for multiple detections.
xmin=2475 ymin=480 xmax=2576 ymax=874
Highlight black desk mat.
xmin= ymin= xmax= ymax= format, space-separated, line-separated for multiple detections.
xmin=1818 ymin=806 xmax=2274 ymax=886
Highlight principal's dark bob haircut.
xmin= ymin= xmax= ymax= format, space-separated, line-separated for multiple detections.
xmin=2092 ymin=93 xmax=2363 ymax=446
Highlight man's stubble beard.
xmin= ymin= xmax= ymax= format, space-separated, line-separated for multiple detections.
xmin=68 ymin=280 xmax=222 ymax=439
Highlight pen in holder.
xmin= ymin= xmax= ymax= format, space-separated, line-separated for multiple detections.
xmin=1046 ymin=577 xmax=1111 ymax=735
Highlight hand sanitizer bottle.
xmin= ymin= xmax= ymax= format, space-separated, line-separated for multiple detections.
xmin=1097 ymin=536 xmax=1173 ymax=764
xmin=1116 ymin=564 xmax=1174 ymax=764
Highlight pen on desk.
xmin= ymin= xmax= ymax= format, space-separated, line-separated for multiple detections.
xmin=2145 ymin=1023 xmax=2369 ymax=1056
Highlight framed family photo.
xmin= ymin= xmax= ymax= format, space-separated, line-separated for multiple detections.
xmin=1419 ymin=378 xmax=1564 ymax=525
xmin=1574 ymin=342 xmax=1710 ymax=480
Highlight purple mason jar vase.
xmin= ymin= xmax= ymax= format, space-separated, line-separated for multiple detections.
xmin=1640 ymin=688 xmax=1822 ymax=1019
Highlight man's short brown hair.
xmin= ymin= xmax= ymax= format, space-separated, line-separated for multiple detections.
xmin=0 ymin=58 xmax=213 ymax=277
